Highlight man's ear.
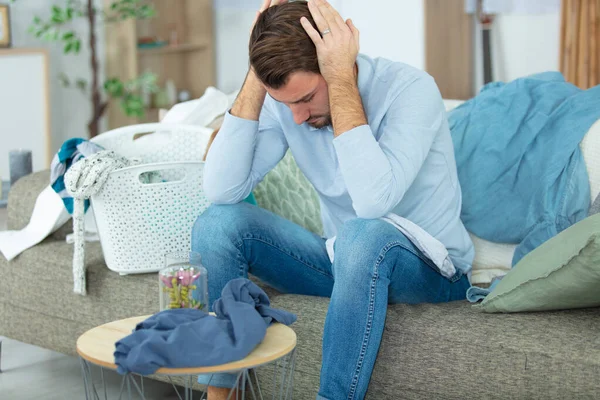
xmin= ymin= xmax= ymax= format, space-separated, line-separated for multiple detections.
xmin=203 ymin=127 xmax=220 ymax=161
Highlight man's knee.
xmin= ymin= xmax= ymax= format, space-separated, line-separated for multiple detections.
xmin=192 ymin=203 xmax=255 ymax=247
xmin=333 ymin=218 xmax=412 ymax=277
xmin=335 ymin=218 xmax=403 ymax=254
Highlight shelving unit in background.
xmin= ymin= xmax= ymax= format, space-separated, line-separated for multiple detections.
xmin=424 ymin=0 xmax=474 ymax=100
xmin=104 ymin=0 xmax=215 ymax=129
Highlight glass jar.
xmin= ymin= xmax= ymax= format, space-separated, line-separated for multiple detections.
xmin=159 ymin=251 xmax=208 ymax=312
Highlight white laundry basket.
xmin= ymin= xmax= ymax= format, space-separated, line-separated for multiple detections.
xmin=91 ymin=123 xmax=212 ymax=163
xmin=89 ymin=123 xmax=213 ymax=274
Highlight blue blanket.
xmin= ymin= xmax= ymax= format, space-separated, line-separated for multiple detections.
xmin=449 ymin=72 xmax=600 ymax=265
xmin=114 ymin=278 xmax=296 ymax=375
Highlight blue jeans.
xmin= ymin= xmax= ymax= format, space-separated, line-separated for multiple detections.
xmin=192 ymin=203 xmax=469 ymax=399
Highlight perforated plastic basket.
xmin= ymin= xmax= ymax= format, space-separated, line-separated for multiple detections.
xmin=89 ymin=124 xmax=213 ymax=274
xmin=91 ymin=123 xmax=212 ymax=163
xmin=91 ymin=162 xmax=210 ymax=274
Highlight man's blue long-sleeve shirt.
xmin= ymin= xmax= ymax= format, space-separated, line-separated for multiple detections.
xmin=204 ymin=54 xmax=474 ymax=275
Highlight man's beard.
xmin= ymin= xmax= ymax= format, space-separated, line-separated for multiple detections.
xmin=307 ymin=114 xmax=332 ymax=129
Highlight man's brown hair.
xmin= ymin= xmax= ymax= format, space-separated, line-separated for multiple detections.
xmin=249 ymin=2 xmax=320 ymax=89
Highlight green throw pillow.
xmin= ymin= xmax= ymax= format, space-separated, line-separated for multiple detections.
xmin=253 ymin=151 xmax=323 ymax=236
xmin=476 ymin=213 xmax=600 ymax=313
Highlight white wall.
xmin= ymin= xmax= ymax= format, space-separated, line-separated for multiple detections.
xmin=213 ymin=1 xmax=257 ymax=93
xmin=9 ymin=0 xmax=105 ymax=155
xmin=7 ymin=0 xmax=560 ymax=156
xmin=212 ymin=0 xmax=425 ymax=92
xmin=336 ymin=0 xmax=425 ymax=70
xmin=213 ymin=1 xmax=560 ymax=97
xmin=0 ymin=52 xmax=49 ymax=174
xmin=474 ymin=12 xmax=561 ymax=91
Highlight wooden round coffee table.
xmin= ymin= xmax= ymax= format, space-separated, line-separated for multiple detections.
xmin=77 ymin=315 xmax=297 ymax=400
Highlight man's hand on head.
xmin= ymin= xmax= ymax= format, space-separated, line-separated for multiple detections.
xmin=251 ymin=0 xmax=288 ymax=34
xmin=300 ymin=0 xmax=360 ymax=85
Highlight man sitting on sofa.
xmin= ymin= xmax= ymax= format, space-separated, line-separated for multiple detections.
xmin=193 ymin=0 xmax=474 ymax=399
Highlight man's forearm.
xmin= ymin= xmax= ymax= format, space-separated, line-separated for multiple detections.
xmin=329 ymin=76 xmax=368 ymax=138
xmin=203 ymin=70 xmax=266 ymax=203
xmin=329 ymin=74 xmax=393 ymax=218
xmin=230 ymin=69 xmax=267 ymax=121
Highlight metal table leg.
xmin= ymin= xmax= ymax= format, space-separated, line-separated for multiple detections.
xmin=79 ymin=349 xmax=297 ymax=400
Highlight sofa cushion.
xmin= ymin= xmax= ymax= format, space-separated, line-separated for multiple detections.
xmin=260 ymin=294 xmax=600 ymax=399
xmin=7 ymin=170 xmax=73 ymax=241
xmin=477 ymin=213 xmax=600 ymax=313
xmin=2 ymin=240 xmax=160 ymax=326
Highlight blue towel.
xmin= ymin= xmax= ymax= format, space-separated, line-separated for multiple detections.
xmin=114 ymin=278 xmax=296 ymax=375
xmin=449 ymin=72 xmax=600 ymax=265
xmin=466 ymin=277 xmax=502 ymax=303
xmin=50 ymin=138 xmax=104 ymax=213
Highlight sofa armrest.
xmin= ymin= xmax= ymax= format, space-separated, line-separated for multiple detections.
xmin=7 ymin=170 xmax=72 ymax=239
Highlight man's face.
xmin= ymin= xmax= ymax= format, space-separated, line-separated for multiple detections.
xmin=266 ymin=71 xmax=331 ymax=129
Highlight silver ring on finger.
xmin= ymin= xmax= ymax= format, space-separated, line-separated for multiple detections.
xmin=321 ymin=28 xmax=331 ymax=36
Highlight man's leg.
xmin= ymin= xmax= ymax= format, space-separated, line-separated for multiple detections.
xmin=318 ymin=219 xmax=469 ymax=400
xmin=192 ymin=202 xmax=334 ymax=303
xmin=191 ymin=202 xmax=334 ymax=393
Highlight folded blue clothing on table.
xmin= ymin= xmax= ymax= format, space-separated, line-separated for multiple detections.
xmin=450 ymin=72 xmax=600 ymax=266
xmin=114 ymin=278 xmax=296 ymax=375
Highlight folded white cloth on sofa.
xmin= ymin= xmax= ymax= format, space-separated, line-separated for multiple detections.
xmin=0 ymin=186 xmax=71 ymax=260
xmin=161 ymin=86 xmax=236 ymax=127
xmin=0 ymin=187 xmax=101 ymax=262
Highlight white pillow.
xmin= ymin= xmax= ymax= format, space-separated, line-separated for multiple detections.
xmin=443 ymin=99 xmax=464 ymax=112
xmin=581 ymin=119 xmax=600 ymax=202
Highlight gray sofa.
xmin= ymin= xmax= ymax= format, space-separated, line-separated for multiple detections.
xmin=1 ymin=171 xmax=600 ymax=399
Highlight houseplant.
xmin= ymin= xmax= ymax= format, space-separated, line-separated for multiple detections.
xmin=12 ymin=0 xmax=158 ymax=137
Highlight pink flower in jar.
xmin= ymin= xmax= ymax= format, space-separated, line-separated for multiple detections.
xmin=191 ymin=271 xmax=202 ymax=284
xmin=160 ymin=274 xmax=173 ymax=288
xmin=177 ymin=269 xmax=194 ymax=286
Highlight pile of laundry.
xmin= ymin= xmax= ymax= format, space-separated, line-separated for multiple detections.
xmin=0 ymin=87 xmax=238 ymax=294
